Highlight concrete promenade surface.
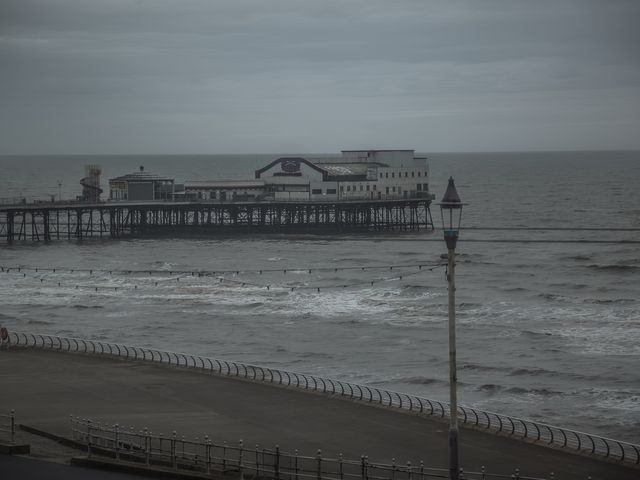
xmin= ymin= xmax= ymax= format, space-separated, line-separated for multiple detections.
xmin=0 ymin=348 xmax=636 ymax=480
xmin=0 ymin=455 xmax=145 ymax=480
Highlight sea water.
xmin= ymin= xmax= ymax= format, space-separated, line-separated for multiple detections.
xmin=0 ymin=151 xmax=638 ymax=442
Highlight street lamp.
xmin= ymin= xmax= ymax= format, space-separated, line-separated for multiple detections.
xmin=438 ymin=177 xmax=464 ymax=480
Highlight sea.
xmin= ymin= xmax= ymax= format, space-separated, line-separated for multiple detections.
xmin=0 ymin=151 xmax=639 ymax=443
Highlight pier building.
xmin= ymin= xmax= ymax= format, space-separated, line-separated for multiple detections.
xmin=179 ymin=180 xmax=267 ymax=202
xmin=255 ymin=150 xmax=433 ymax=202
xmin=182 ymin=150 xmax=434 ymax=203
xmin=108 ymin=166 xmax=175 ymax=201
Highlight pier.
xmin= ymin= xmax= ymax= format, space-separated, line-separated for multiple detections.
xmin=0 ymin=199 xmax=433 ymax=243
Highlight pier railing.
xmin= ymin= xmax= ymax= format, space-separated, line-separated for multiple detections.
xmin=70 ymin=416 xmax=546 ymax=480
xmin=0 ymin=410 xmax=16 ymax=443
xmin=7 ymin=331 xmax=640 ymax=466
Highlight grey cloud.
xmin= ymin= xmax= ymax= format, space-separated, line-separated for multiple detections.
xmin=0 ymin=0 xmax=639 ymax=153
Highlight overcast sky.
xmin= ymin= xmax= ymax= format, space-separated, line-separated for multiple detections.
xmin=1 ymin=0 xmax=639 ymax=154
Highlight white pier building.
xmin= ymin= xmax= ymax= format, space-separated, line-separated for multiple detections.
xmin=182 ymin=150 xmax=433 ymax=202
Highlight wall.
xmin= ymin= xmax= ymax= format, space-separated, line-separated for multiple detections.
xmin=128 ymin=182 xmax=155 ymax=201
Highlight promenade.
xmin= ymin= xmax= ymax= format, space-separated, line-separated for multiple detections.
xmin=0 ymin=348 xmax=636 ymax=480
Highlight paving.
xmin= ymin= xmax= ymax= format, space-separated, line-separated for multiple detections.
xmin=0 ymin=348 xmax=637 ymax=480
xmin=0 ymin=455 xmax=149 ymax=480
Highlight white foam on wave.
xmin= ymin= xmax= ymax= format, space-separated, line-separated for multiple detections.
xmin=285 ymin=288 xmax=395 ymax=317
xmin=595 ymin=395 xmax=640 ymax=412
xmin=550 ymin=318 xmax=640 ymax=356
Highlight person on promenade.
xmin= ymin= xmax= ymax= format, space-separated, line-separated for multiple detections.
xmin=0 ymin=325 xmax=9 ymax=349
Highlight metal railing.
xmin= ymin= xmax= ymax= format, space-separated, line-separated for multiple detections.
xmin=0 ymin=410 xmax=16 ymax=443
xmin=0 ymin=197 xmax=89 ymax=207
xmin=70 ymin=416 xmax=546 ymax=480
xmin=7 ymin=331 xmax=640 ymax=465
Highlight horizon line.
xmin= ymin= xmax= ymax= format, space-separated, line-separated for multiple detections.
xmin=1 ymin=148 xmax=639 ymax=157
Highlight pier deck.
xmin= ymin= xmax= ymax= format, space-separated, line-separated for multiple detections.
xmin=0 ymin=199 xmax=433 ymax=243
xmin=0 ymin=348 xmax=636 ymax=480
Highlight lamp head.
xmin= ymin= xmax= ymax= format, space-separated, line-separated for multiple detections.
xmin=437 ymin=177 xmax=465 ymax=250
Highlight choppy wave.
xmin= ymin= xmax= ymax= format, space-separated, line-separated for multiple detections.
xmin=584 ymin=298 xmax=637 ymax=305
xmin=459 ymin=363 xmax=509 ymax=373
xmin=537 ymin=293 xmax=570 ymax=302
xmin=595 ymin=394 xmax=640 ymax=412
xmin=521 ymin=329 xmax=554 ymax=339
xmin=548 ymin=282 xmax=589 ymax=290
xmin=476 ymin=383 xmax=503 ymax=393
xmin=509 ymin=367 xmax=555 ymax=377
xmin=458 ymin=302 xmax=483 ymax=310
xmin=586 ymin=264 xmax=640 ymax=272
xmin=400 ymin=284 xmax=434 ymax=291
xmin=503 ymin=287 xmax=527 ymax=292
xmin=299 ymin=351 xmax=334 ymax=360
xmin=505 ymin=386 xmax=563 ymax=396
xmin=476 ymin=384 xmax=563 ymax=397
xmin=566 ymin=254 xmax=593 ymax=261
xmin=372 ymin=376 xmax=448 ymax=387
xmin=25 ymin=319 xmax=54 ymax=325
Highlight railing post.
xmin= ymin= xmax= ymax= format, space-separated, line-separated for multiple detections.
xmin=210 ymin=438 xmax=215 ymax=472
xmin=338 ymin=453 xmax=343 ymax=480
xmin=238 ymin=440 xmax=244 ymax=480
xmin=222 ymin=440 xmax=227 ymax=471
xmin=295 ymin=449 xmax=299 ymax=480
xmin=316 ymin=449 xmax=322 ymax=480
xmin=144 ymin=428 xmax=150 ymax=466
xmin=102 ymin=423 xmax=108 ymax=448
xmin=205 ymin=436 xmax=211 ymax=474
xmin=391 ymin=457 xmax=396 ymax=480
xmin=87 ymin=420 xmax=92 ymax=458
xmin=361 ymin=455 xmax=366 ymax=480
xmin=420 ymin=461 xmax=424 ymax=480
xmin=275 ymin=444 xmax=280 ymax=480
xmin=407 ymin=461 xmax=412 ymax=480
xmin=10 ymin=409 xmax=15 ymax=443
xmin=364 ymin=455 xmax=369 ymax=480
xmin=130 ymin=426 xmax=135 ymax=453
xmin=171 ymin=431 xmax=177 ymax=470
xmin=255 ymin=444 xmax=261 ymax=478
xmin=114 ymin=424 xmax=120 ymax=461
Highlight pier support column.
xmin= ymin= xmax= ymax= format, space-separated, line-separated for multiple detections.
xmin=43 ymin=211 xmax=51 ymax=242
xmin=7 ymin=211 xmax=14 ymax=244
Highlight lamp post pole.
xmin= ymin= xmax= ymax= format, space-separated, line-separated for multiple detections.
xmin=446 ymin=236 xmax=459 ymax=480
xmin=438 ymin=177 xmax=464 ymax=480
